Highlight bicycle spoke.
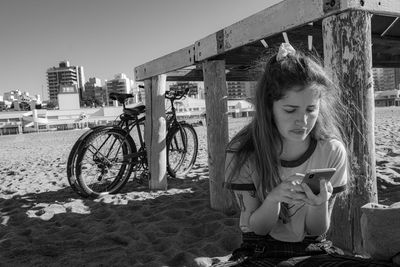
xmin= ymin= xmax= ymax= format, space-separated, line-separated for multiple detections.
xmin=167 ymin=123 xmax=198 ymax=178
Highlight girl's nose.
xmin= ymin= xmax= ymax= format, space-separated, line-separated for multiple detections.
xmin=295 ymin=114 xmax=307 ymax=126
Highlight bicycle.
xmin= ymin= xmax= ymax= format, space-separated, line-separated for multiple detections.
xmin=67 ymin=87 xmax=198 ymax=198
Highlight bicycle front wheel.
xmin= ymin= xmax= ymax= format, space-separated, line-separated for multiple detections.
xmin=67 ymin=126 xmax=107 ymax=198
xmin=75 ymin=127 xmax=137 ymax=197
xmin=167 ymin=123 xmax=198 ymax=178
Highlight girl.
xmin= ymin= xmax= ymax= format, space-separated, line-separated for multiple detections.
xmin=220 ymin=43 xmax=391 ymax=266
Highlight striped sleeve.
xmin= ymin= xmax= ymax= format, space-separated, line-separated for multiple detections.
xmin=224 ymin=151 xmax=255 ymax=191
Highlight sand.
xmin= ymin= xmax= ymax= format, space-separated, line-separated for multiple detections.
xmin=0 ymin=109 xmax=399 ymax=267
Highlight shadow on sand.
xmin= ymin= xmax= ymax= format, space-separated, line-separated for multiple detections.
xmin=0 ymin=165 xmax=240 ymax=267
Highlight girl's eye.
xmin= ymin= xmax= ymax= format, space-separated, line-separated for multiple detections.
xmin=307 ymin=108 xmax=317 ymax=113
xmin=284 ymin=109 xmax=295 ymax=113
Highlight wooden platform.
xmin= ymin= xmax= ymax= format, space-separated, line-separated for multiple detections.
xmin=135 ymin=0 xmax=400 ymax=82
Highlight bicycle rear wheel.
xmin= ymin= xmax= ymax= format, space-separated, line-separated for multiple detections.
xmin=75 ymin=127 xmax=137 ymax=197
xmin=167 ymin=123 xmax=198 ymax=178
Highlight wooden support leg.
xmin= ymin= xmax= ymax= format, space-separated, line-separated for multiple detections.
xmin=144 ymin=75 xmax=167 ymax=190
xmin=323 ymin=10 xmax=377 ymax=254
xmin=202 ymin=60 xmax=235 ymax=214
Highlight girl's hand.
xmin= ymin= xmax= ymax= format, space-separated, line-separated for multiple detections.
xmin=266 ymin=174 xmax=306 ymax=204
xmin=301 ymin=179 xmax=333 ymax=206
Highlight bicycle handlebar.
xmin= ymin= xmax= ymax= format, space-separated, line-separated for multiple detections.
xmin=117 ymin=85 xmax=188 ymax=102
xmin=165 ymin=88 xmax=189 ymax=101
xmin=137 ymin=85 xmax=189 ymax=100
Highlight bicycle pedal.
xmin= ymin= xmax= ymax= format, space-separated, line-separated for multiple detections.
xmin=137 ymin=172 xmax=150 ymax=184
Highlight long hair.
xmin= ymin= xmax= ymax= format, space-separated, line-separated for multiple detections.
xmin=226 ymin=46 xmax=349 ymax=221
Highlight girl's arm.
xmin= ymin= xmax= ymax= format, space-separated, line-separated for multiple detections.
xmin=234 ymin=177 xmax=306 ymax=235
xmin=233 ymin=190 xmax=280 ymax=235
xmin=305 ymin=201 xmax=329 ymax=235
xmin=303 ymin=179 xmax=334 ymax=235
xmin=305 ymin=195 xmax=337 ymax=235
xmin=248 ymin=194 xmax=281 ymax=235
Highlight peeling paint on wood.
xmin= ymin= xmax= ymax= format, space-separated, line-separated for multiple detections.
xmin=135 ymin=46 xmax=194 ymax=81
xmin=323 ymin=10 xmax=377 ymax=255
xmin=202 ymin=60 xmax=235 ymax=214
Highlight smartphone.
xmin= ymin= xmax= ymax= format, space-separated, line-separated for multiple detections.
xmin=301 ymin=168 xmax=336 ymax=195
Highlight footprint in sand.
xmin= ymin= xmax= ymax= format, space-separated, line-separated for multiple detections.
xmin=388 ymin=151 xmax=400 ymax=157
xmin=159 ymin=225 xmax=179 ymax=234
xmin=163 ymin=209 xmax=185 ymax=219
xmin=391 ymin=167 xmax=400 ymax=174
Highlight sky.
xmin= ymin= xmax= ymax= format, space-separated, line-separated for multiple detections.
xmin=0 ymin=0 xmax=282 ymax=100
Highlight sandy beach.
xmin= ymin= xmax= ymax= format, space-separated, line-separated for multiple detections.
xmin=1 ymin=109 xmax=399 ymax=266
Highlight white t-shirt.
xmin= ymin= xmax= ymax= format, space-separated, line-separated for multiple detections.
xmin=225 ymin=138 xmax=348 ymax=242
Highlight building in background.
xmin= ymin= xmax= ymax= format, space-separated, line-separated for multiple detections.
xmin=374 ymin=89 xmax=400 ymax=107
xmin=46 ymin=61 xmax=85 ymax=102
xmin=83 ymin=77 xmax=105 ymax=107
xmin=373 ymin=68 xmax=400 ymax=91
xmin=226 ymin=81 xmax=256 ymax=100
xmin=58 ymin=84 xmax=80 ymax=110
xmin=2 ymin=90 xmax=41 ymax=111
xmin=105 ymin=73 xmax=136 ymax=106
xmin=396 ymin=68 xmax=400 ymax=89
xmin=197 ymin=84 xmax=205 ymax=99
xmin=226 ymin=81 xmax=246 ymax=99
xmin=169 ymin=82 xmax=199 ymax=98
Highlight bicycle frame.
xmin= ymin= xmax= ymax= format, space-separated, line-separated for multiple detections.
xmin=90 ymin=88 xmax=190 ymax=172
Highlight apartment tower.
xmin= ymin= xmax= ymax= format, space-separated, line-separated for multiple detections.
xmin=105 ymin=73 xmax=136 ymax=105
xmin=46 ymin=61 xmax=85 ymax=102
xmin=373 ymin=68 xmax=400 ymax=91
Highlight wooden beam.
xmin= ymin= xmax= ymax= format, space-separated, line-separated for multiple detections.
xmin=133 ymin=0 xmax=400 ymax=82
xmin=144 ymin=75 xmax=168 ymax=190
xmin=135 ymin=46 xmax=195 ymax=81
xmin=323 ymin=10 xmax=377 ymax=254
xmin=195 ymin=0 xmax=350 ymax=62
xmin=166 ymin=67 xmax=262 ymax=82
xmin=373 ymin=62 xmax=400 ymax=68
xmin=202 ymin=60 xmax=235 ymax=213
xmin=372 ymin=35 xmax=400 ymax=47
xmin=353 ymin=0 xmax=400 ymax=17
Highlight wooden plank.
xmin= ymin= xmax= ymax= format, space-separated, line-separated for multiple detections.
xmin=195 ymin=0 xmax=342 ymax=61
xmin=144 ymin=75 xmax=168 ymax=190
xmin=195 ymin=0 xmax=400 ymax=62
xmin=323 ymin=10 xmax=377 ymax=255
xmin=166 ymin=65 xmax=262 ymax=82
xmin=372 ymin=35 xmax=400 ymax=47
xmin=373 ymin=62 xmax=400 ymax=68
xmin=144 ymin=79 xmax=152 ymax=173
xmin=353 ymin=0 xmax=400 ymax=17
xmin=135 ymin=46 xmax=195 ymax=81
xmin=202 ymin=60 xmax=236 ymax=213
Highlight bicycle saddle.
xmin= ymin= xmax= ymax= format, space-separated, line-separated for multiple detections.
xmin=109 ymin=93 xmax=133 ymax=104
xmin=124 ymin=104 xmax=146 ymax=117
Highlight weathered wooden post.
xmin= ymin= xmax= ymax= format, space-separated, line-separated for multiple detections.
xmin=202 ymin=60 xmax=236 ymax=213
xmin=322 ymin=10 xmax=377 ymax=254
xmin=144 ymin=75 xmax=168 ymax=190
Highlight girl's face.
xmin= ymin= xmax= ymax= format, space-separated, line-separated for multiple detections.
xmin=272 ymin=84 xmax=320 ymax=143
